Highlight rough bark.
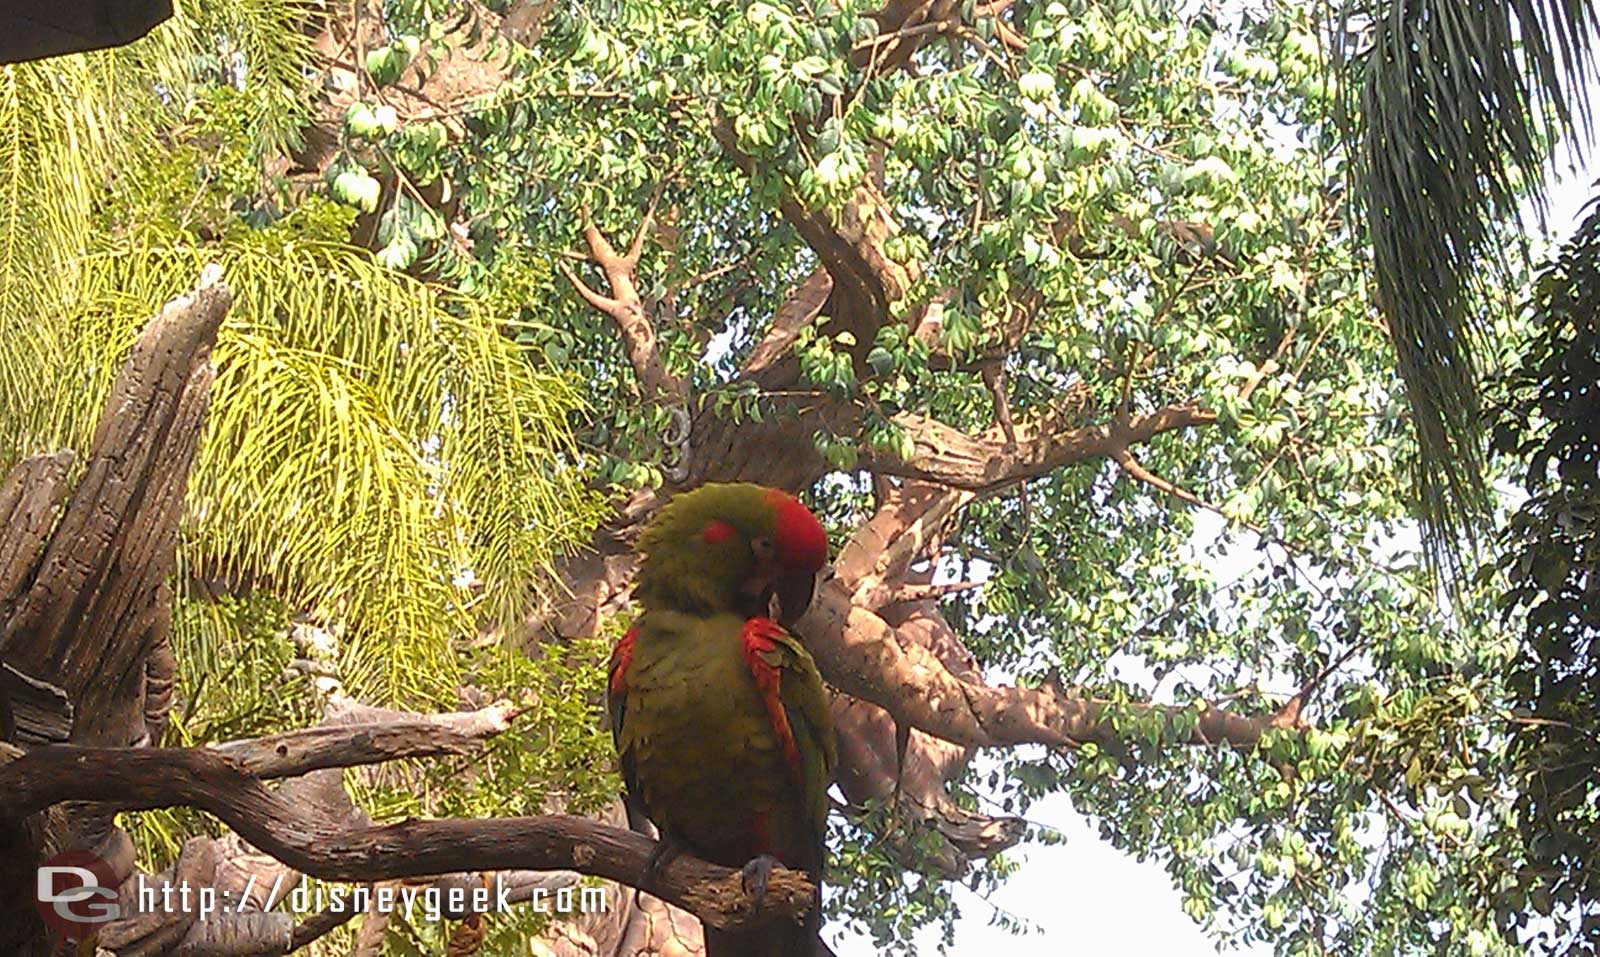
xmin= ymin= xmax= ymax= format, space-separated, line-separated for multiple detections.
xmin=85 ymin=700 xmax=522 ymax=957
xmin=0 ymin=264 xmax=232 ymax=955
xmin=204 ymin=702 xmax=522 ymax=777
xmin=0 ymin=742 xmax=815 ymax=937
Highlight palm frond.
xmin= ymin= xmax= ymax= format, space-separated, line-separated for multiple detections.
xmin=0 ymin=0 xmax=322 ymax=459
xmin=64 ymin=240 xmax=602 ymax=704
xmin=0 ymin=11 xmax=601 ymax=707
xmin=1341 ymin=0 xmax=1600 ymax=556
xmin=0 ymin=57 xmax=163 ymax=454
xmin=187 ymin=0 xmax=322 ymax=156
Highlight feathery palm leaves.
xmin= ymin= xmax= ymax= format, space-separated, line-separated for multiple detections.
xmin=0 ymin=2 xmax=601 ymax=706
xmin=1342 ymin=0 xmax=1600 ymax=554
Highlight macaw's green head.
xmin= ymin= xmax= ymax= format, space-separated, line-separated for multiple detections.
xmin=634 ymin=482 xmax=830 ymax=624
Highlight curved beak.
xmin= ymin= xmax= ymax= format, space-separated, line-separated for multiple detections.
xmin=772 ymin=567 xmax=825 ymax=627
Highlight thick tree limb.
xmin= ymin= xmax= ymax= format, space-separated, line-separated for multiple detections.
xmin=2 ymin=264 xmax=231 ymax=742
xmin=207 ymin=702 xmax=521 ymax=778
xmin=869 ymin=579 xmax=983 ymax=608
xmin=0 ymin=746 xmax=814 ymax=934
xmin=710 ymin=122 xmax=914 ymax=339
xmin=835 ymin=481 xmax=969 ymax=599
xmin=859 ymin=403 xmax=1218 ymax=491
xmin=831 ymin=602 xmax=1026 ymax=876
xmin=0 ymin=451 xmax=75 ymax=609
xmin=856 ymin=0 xmax=961 ymax=74
xmin=797 ymin=578 xmax=1306 ymax=752
xmin=743 ymin=268 xmax=834 ymax=376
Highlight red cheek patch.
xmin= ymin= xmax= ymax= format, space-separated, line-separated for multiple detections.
xmin=702 ymin=519 xmax=738 ymax=544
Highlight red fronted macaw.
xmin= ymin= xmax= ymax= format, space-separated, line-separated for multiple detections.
xmin=608 ymin=483 xmax=836 ymax=957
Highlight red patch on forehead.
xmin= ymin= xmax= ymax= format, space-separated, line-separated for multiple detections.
xmin=702 ymin=519 xmax=738 ymax=544
xmin=764 ymin=488 xmax=828 ymax=571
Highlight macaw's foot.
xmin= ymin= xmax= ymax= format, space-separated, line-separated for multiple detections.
xmin=739 ymin=854 xmax=783 ymax=915
xmin=634 ymin=836 xmax=685 ymax=909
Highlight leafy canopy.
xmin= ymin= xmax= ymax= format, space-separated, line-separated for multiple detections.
xmin=367 ymin=1 xmax=1541 ymax=954
xmin=1 ymin=1 xmax=1575 ymax=955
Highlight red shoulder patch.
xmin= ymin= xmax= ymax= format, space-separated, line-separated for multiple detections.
xmin=740 ymin=617 xmax=804 ymax=775
xmin=609 ymin=625 xmax=638 ymax=697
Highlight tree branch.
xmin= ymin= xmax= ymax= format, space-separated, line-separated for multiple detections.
xmin=871 ymin=580 xmax=983 ymax=608
xmin=830 ymin=601 xmax=1024 ymax=876
xmin=742 ymin=268 xmax=834 ymax=376
xmin=710 ymin=121 xmax=914 ymax=342
xmin=856 ymin=0 xmax=964 ymax=75
xmin=0 ymin=265 xmax=233 ymax=952
xmin=859 ymin=403 xmax=1217 ymax=491
xmin=797 ymin=579 xmax=1307 ymax=752
xmin=207 ymin=702 xmax=521 ymax=778
xmin=0 ymin=746 xmax=813 ymax=934
xmin=836 ymin=481 xmax=972 ymax=609
xmin=1110 ymin=446 xmax=1217 ymax=515
xmin=561 ymin=207 xmax=685 ymax=401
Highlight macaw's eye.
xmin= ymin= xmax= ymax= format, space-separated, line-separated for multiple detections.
xmin=750 ymin=536 xmax=776 ymax=561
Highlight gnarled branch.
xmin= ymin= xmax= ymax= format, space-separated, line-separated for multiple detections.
xmin=0 ymin=265 xmax=233 ymax=954
xmin=797 ymin=577 xmax=1305 ymax=753
xmin=560 ymin=202 xmax=685 ymax=402
xmin=0 ymin=744 xmax=814 ymax=934
xmin=860 ymin=403 xmax=1218 ymax=491
xmin=206 ymin=702 xmax=521 ymax=778
xmin=710 ymin=121 xmax=915 ymax=339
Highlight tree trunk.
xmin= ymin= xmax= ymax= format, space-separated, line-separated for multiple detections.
xmin=0 ymin=265 xmax=233 ymax=954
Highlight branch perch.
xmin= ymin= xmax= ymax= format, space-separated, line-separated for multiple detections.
xmin=0 ymin=745 xmax=812 ymax=933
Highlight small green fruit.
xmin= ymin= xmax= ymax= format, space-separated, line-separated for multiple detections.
xmin=345 ymin=102 xmax=380 ymax=138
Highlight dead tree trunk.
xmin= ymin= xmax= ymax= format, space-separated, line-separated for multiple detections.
xmin=0 ymin=265 xmax=233 ymax=955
